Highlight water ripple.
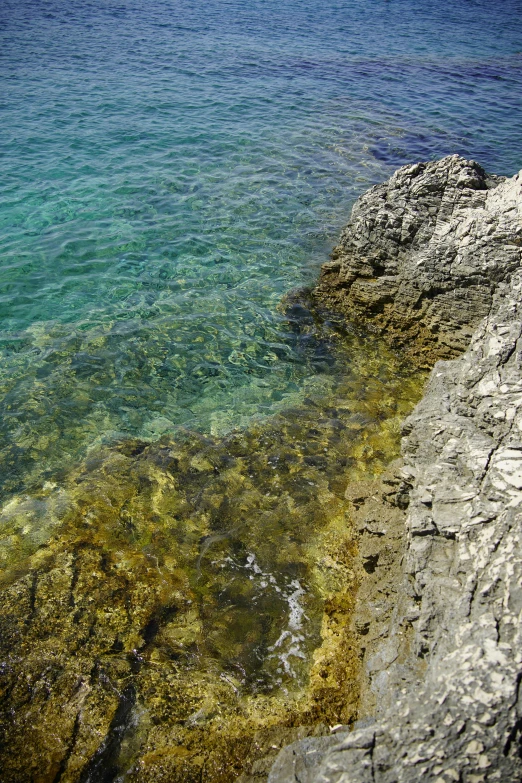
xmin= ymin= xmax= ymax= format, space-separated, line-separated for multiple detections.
xmin=0 ymin=0 xmax=521 ymax=498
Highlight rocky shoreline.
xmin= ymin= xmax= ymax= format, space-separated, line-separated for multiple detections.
xmin=1 ymin=156 xmax=520 ymax=783
xmin=268 ymin=156 xmax=522 ymax=782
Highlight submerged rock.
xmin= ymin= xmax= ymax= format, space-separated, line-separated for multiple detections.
xmin=269 ymin=159 xmax=522 ymax=781
xmin=0 ymin=328 xmax=423 ymax=782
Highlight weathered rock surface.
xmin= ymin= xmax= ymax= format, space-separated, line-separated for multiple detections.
xmin=269 ymin=159 xmax=522 ymax=781
xmin=315 ymin=155 xmax=521 ymax=366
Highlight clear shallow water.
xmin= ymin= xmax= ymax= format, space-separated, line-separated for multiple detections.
xmin=0 ymin=332 xmax=425 ymax=781
xmin=1 ymin=3 xmax=522 ymax=776
xmin=1 ymin=0 xmax=522 ymax=500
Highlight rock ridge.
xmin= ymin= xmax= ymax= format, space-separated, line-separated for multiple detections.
xmin=268 ymin=157 xmax=522 ymax=782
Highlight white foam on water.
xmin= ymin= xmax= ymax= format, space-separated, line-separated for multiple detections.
xmin=212 ymin=551 xmax=309 ymax=682
xmin=267 ymin=579 xmax=307 ymax=679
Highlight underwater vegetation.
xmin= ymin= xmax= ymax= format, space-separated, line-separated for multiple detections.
xmin=0 ymin=310 xmax=425 ymax=782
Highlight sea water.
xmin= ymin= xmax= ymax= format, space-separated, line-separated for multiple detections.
xmin=1 ymin=0 xmax=521 ymax=500
xmin=1 ymin=2 xmax=522 ymax=777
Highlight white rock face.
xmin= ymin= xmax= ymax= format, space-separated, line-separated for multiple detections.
xmin=269 ymin=160 xmax=522 ymax=782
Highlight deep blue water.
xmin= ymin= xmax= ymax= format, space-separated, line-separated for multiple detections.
xmin=1 ymin=0 xmax=522 ymax=498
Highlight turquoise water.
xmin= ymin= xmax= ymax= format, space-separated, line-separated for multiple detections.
xmin=1 ymin=3 xmax=522 ymax=776
xmin=1 ymin=0 xmax=522 ymax=499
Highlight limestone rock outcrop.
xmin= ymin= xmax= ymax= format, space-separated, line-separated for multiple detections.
xmin=315 ymin=155 xmax=521 ymax=366
xmin=269 ymin=158 xmax=522 ymax=782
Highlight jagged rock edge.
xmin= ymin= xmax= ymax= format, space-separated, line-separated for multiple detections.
xmin=268 ymin=156 xmax=522 ymax=783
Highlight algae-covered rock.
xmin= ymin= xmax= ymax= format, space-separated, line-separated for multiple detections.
xmin=0 ymin=328 xmax=424 ymax=782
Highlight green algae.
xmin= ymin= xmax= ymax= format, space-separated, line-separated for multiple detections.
xmin=0 ymin=322 xmax=426 ymax=782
